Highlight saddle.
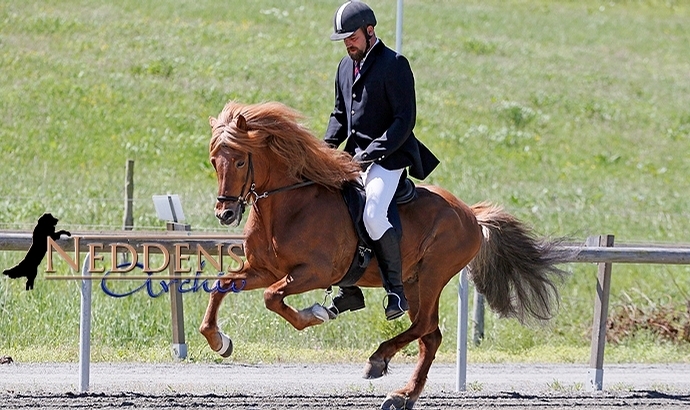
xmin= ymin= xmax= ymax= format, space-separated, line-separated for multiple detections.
xmin=335 ymin=173 xmax=417 ymax=287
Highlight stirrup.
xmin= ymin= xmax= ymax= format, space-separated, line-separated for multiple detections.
xmin=320 ymin=288 xmax=338 ymax=320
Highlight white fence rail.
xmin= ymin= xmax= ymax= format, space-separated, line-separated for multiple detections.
xmin=0 ymin=230 xmax=244 ymax=254
xmin=457 ymin=235 xmax=690 ymax=392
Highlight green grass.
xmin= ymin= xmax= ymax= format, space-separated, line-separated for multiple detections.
xmin=1 ymin=0 xmax=689 ymax=364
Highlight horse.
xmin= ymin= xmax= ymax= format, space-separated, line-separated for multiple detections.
xmin=199 ymin=101 xmax=570 ymax=410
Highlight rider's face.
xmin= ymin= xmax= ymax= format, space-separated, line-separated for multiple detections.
xmin=343 ymin=28 xmax=368 ymax=61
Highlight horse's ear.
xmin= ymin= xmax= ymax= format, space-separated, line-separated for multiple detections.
xmin=236 ymin=114 xmax=247 ymax=132
xmin=209 ymin=116 xmax=217 ymax=128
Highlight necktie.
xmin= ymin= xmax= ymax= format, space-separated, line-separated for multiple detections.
xmin=354 ymin=62 xmax=361 ymax=81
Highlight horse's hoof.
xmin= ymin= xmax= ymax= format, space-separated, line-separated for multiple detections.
xmin=310 ymin=303 xmax=333 ymax=322
xmin=363 ymin=357 xmax=389 ymax=379
xmin=381 ymin=393 xmax=415 ymax=410
xmin=213 ymin=332 xmax=233 ymax=358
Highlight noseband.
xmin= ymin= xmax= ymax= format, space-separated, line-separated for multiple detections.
xmin=216 ymin=153 xmax=314 ymax=213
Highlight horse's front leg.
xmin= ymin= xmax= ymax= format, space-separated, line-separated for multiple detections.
xmin=263 ymin=270 xmax=330 ymax=330
xmin=198 ymin=281 xmax=232 ymax=355
xmin=199 ymin=268 xmax=273 ymax=356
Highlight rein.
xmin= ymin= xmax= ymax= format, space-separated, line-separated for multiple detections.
xmin=216 ymin=153 xmax=315 ymax=209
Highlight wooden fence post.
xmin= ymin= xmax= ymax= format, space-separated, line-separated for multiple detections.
xmin=587 ymin=234 xmax=614 ymax=391
xmin=168 ymin=221 xmax=190 ymax=360
xmin=121 ymin=159 xmax=134 ymax=264
xmin=123 ymin=159 xmax=134 ymax=230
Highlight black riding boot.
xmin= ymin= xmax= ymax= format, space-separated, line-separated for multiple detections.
xmin=372 ymin=228 xmax=408 ymax=320
xmin=328 ymin=286 xmax=366 ymax=316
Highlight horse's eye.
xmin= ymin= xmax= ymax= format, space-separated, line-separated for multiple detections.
xmin=236 ymin=160 xmax=246 ymax=168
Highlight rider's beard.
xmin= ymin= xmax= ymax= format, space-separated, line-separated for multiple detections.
xmin=347 ymin=47 xmax=365 ymax=62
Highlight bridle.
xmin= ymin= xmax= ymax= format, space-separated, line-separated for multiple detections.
xmin=216 ymin=153 xmax=314 ymax=213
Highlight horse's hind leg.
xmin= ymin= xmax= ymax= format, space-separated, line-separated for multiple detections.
xmin=365 ymin=271 xmax=446 ymax=409
xmin=381 ymin=327 xmax=442 ymax=410
xmin=364 ymin=274 xmax=443 ymax=378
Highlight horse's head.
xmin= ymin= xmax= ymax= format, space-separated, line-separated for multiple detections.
xmin=209 ymin=100 xmax=362 ymax=227
xmin=209 ymin=114 xmax=252 ymax=226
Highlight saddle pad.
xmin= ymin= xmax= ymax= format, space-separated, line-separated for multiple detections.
xmin=335 ymin=178 xmax=414 ymax=287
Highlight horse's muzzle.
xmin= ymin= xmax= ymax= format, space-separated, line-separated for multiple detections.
xmin=216 ymin=203 xmax=243 ymax=226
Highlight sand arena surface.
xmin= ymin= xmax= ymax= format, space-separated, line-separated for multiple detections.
xmin=1 ymin=362 xmax=689 ymax=409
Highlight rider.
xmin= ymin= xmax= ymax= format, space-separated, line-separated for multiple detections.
xmin=324 ymin=1 xmax=439 ymax=320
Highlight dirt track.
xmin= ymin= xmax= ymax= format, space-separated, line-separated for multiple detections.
xmin=1 ymin=362 xmax=689 ymax=409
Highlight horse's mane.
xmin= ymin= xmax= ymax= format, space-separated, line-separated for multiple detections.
xmin=210 ymin=101 xmax=360 ymax=189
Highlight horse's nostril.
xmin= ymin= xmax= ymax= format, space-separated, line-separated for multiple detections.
xmin=220 ymin=209 xmax=234 ymax=221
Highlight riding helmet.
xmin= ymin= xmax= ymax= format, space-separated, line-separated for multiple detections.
xmin=330 ymin=1 xmax=377 ymax=41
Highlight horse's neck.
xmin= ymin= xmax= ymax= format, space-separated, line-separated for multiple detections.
xmin=244 ymin=183 xmax=322 ymax=242
xmin=245 ymin=193 xmax=295 ymax=233
xmin=255 ymin=157 xmax=299 ymax=193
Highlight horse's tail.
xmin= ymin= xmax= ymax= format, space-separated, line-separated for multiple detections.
xmin=468 ymin=202 xmax=572 ymax=324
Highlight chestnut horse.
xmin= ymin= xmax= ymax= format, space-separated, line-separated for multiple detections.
xmin=200 ymin=101 xmax=568 ymax=410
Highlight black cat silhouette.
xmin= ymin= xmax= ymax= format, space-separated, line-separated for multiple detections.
xmin=3 ymin=213 xmax=71 ymax=290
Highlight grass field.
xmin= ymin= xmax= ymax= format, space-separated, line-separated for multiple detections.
xmin=1 ymin=0 xmax=689 ymax=364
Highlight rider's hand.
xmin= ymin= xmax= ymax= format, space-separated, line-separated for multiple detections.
xmin=352 ymin=151 xmax=374 ymax=170
xmin=352 ymin=151 xmax=372 ymax=163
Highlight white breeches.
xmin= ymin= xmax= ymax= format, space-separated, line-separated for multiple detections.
xmin=362 ymin=164 xmax=404 ymax=241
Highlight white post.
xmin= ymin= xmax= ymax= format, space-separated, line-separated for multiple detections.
xmin=456 ymin=267 xmax=469 ymax=391
xmin=395 ymin=0 xmax=404 ymax=53
xmin=79 ymin=254 xmax=92 ymax=393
